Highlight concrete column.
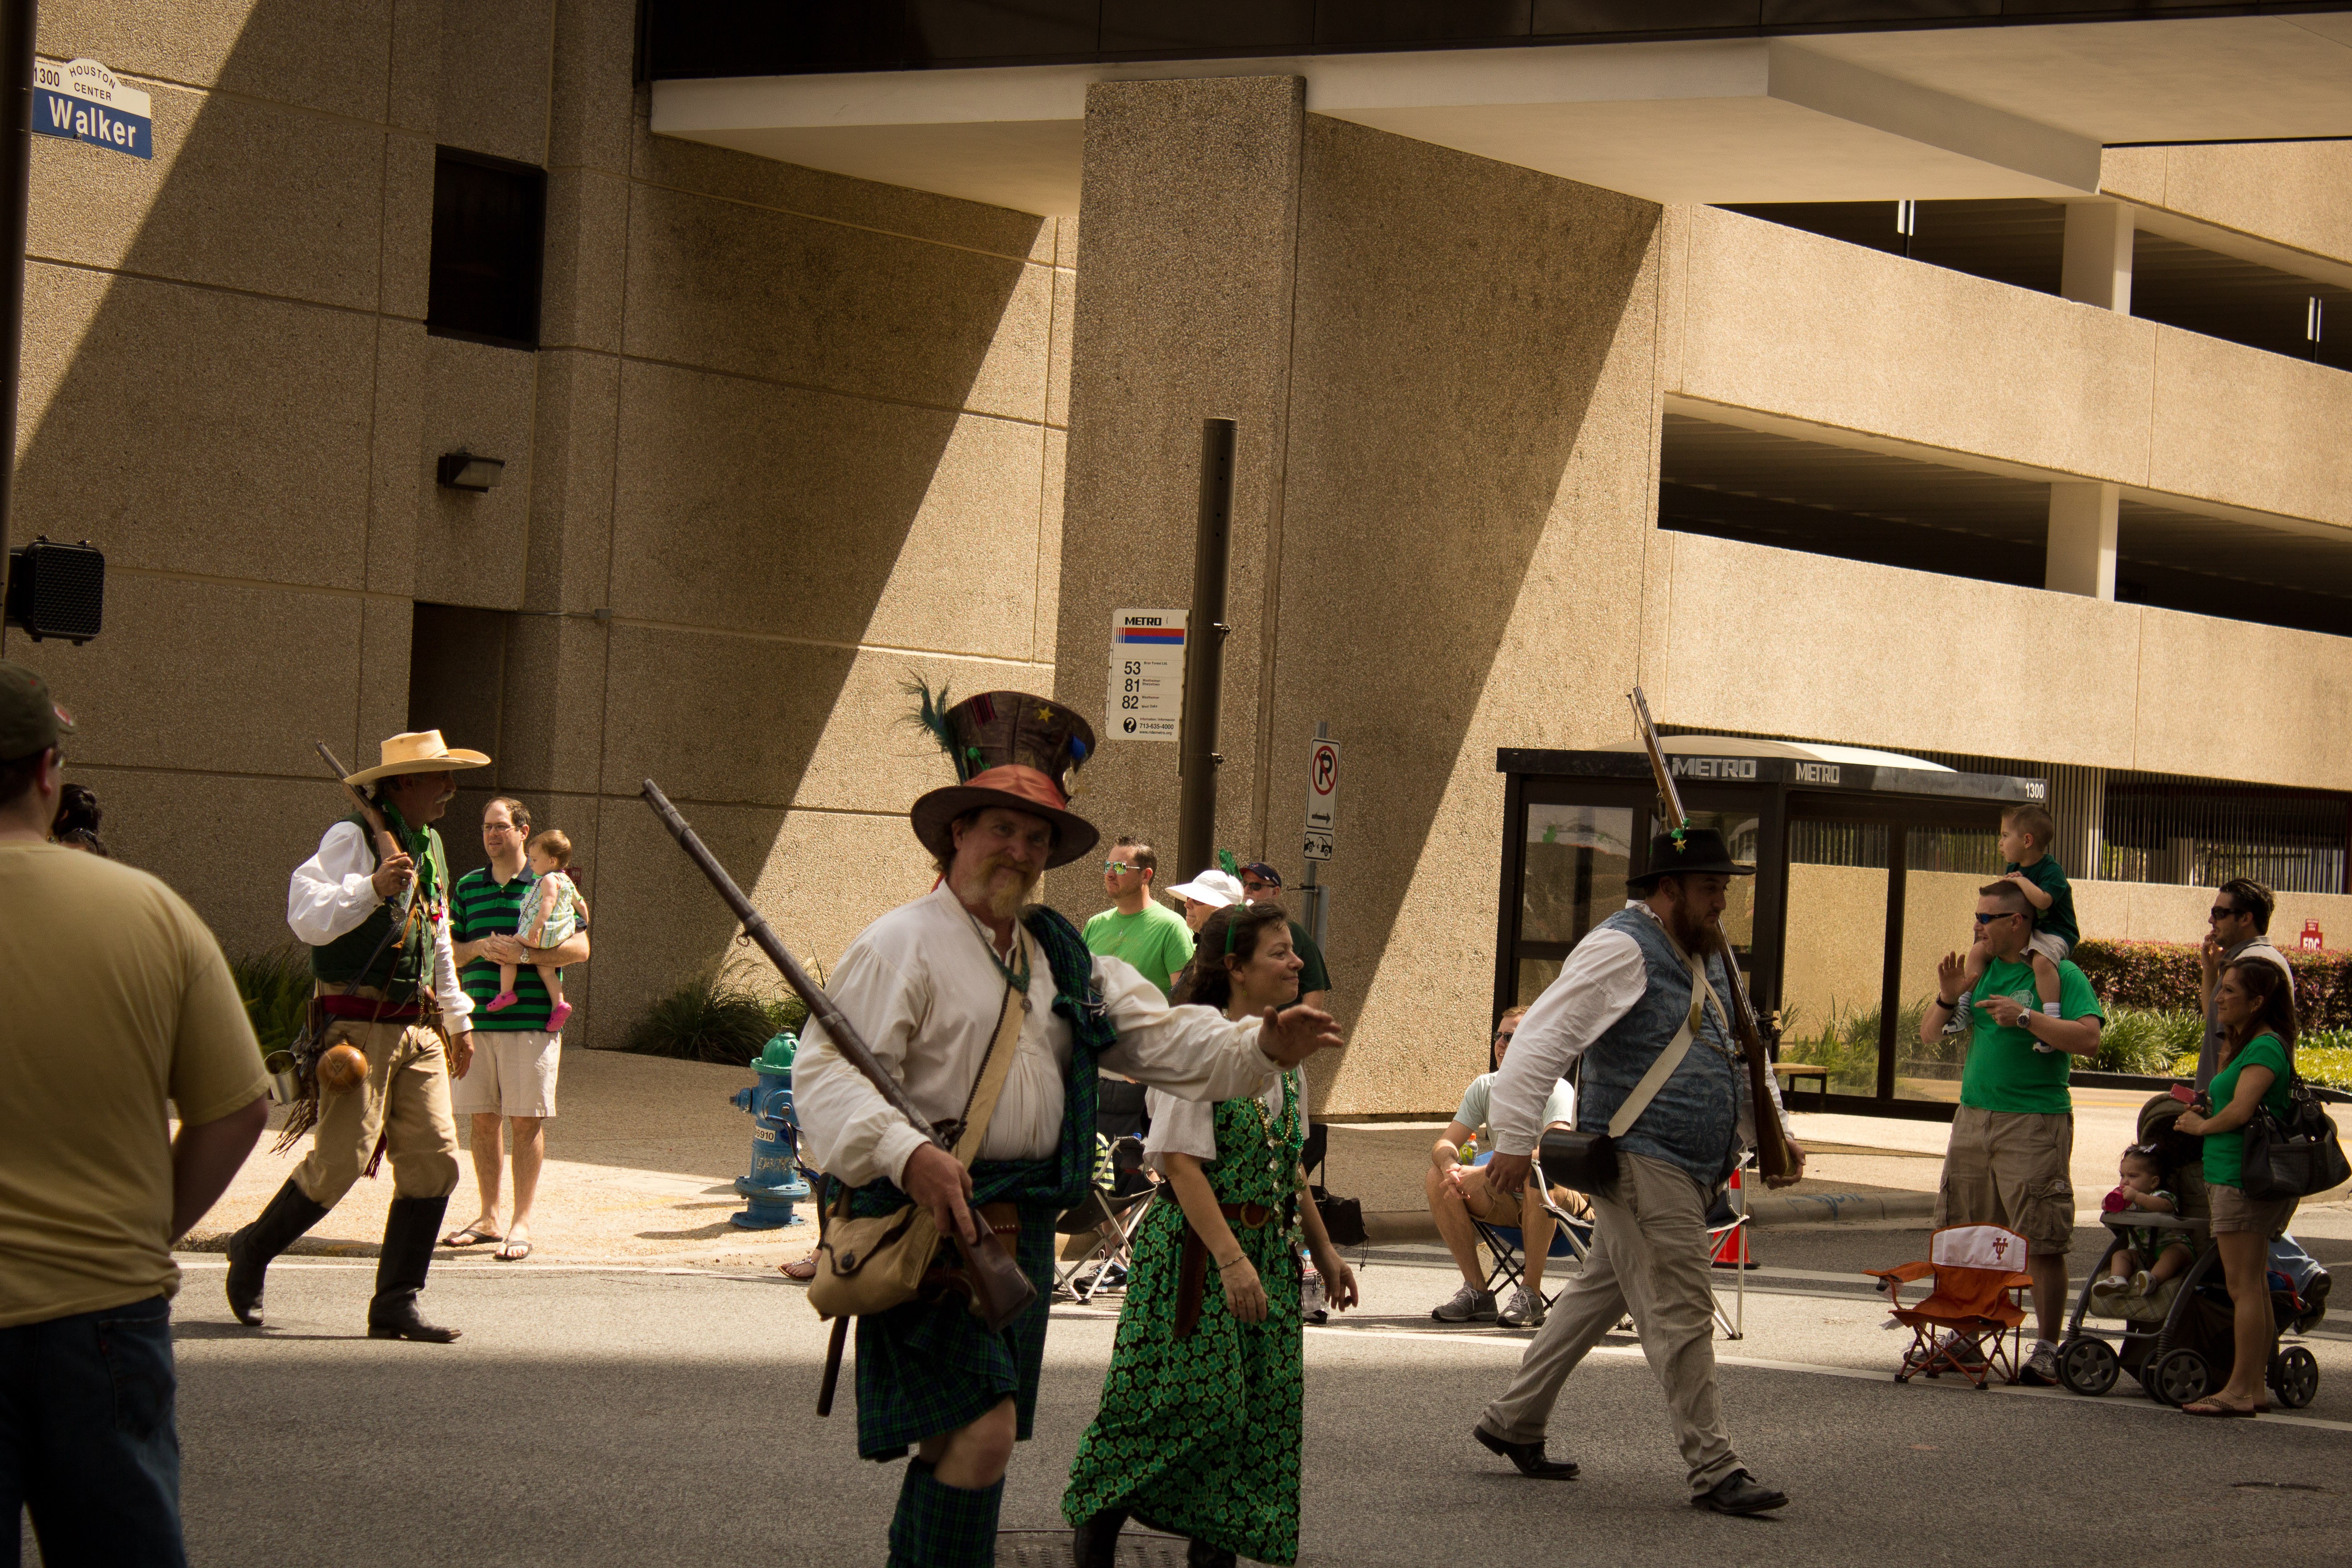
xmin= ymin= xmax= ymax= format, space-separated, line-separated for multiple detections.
xmin=2045 ymin=480 xmax=2120 ymax=599
xmin=2060 ymin=201 xmax=2133 ymax=312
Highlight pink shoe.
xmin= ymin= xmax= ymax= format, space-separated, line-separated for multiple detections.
xmin=547 ymin=1000 xmax=572 ymax=1031
xmin=486 ymin=991 xmax=518 ymax=1013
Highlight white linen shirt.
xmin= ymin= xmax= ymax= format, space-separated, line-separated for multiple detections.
xmin=1487 ymin=906 xmax=1788 ymax=1159
xmin=1143 ymin=1068 xmax=1308 ymax=1178
xmin=285 ymin=821 xmax=472 ymax=1029
xmin=794 ymin=884 xmax=1286 ymax=1189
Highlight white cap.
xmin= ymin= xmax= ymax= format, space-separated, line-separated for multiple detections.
xmin=1167 ymin=868 xmax=1245 ymax=907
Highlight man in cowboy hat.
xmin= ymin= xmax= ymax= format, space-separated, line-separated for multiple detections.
xmin=792 ymin=688 xmax=1344 ymax=1568
xmin=225 ymin=731 xmax=491 ymax=1342
xmin=1470 ymin=827 xmax=1807 ymax=1516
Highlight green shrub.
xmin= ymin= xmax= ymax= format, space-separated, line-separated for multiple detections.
xmin=230 ymin=947 xmax=314 ymax=1060
xmin=621 ymin=961 xmax=808 ymax=1066
xmin=2072 ymin=939 xmax=2352 ymax=1028
xmin=2095 ymin=1008 xmax=2202 ymax=1076
xmin=2170 ymin=1035 xmax=2352 ymax=1093
xmin=1778 ymin=998 xmax=1934 ymax=1093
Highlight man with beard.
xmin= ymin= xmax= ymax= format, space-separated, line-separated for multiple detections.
xmin=792 ymin=688 xmax=1343 ymax=1568
xmin=1471 ymin=828 xmax=1806 ymax=1517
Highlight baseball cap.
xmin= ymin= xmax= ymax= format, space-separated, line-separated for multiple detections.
xmin=1240 ymin=861 xmax=1283 ymax=888
xmin=0 ymin=661 xmax=73 ymax=758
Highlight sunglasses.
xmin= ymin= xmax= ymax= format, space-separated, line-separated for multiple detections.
xmin=1494 ymin=1029 xmax=1516 ymax=1042
xmin=2209 ymin=906 xmax=2241 ymax=921
xmin=1103 ymin=861 xmax=1142 ymax=874
xmin=1973 ymin=911 xmax=2019 ymax=925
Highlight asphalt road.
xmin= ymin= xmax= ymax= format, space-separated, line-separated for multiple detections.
xmin=25 ymin=1223 xmax=2352 ymax=1567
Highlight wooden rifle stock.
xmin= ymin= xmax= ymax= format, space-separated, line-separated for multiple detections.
xmin=316 ymin=741 xmax=412 ymax=945
xmin=638 ymin=778 xmax=1037 ymax=1333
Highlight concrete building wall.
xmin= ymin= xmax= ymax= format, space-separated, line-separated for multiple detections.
xmin=5 ymin=0 xmax=1071 ymax=1044
xmin=2102 ymin=142 xmax=2352 ymax=267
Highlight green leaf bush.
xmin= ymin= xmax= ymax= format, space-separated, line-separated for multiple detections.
xmin=2072 ymin=939 xmax=2352 ymax=1028
xmin=621 ymin=961 xmax=808 ymax=1066
xmin=230 ymin=947 xmax=314 ymax=1060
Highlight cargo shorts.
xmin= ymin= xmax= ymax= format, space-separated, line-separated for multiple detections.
xmin=1936 ymin=1104 xmax=2075 ymax=1255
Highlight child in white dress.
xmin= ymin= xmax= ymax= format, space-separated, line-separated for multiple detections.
xmin=488 ymin=829 xmax=587 ymax=1031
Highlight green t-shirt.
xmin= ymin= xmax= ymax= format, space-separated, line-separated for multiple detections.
xmin=1289 ymin=920 xmax=1332 ymax=996
xmin=1958 ymin=956 xmax=2102 ymax=1115
xmin=1083 ymin=901 xmax=1196 ymax=997
xmin=452 ymin=865 xmax=572 ymax=1032
xmin=2008 ymin=854 xmax=2078 ymax=950
xmin=2202 ymin=1033 xmax=2293 ymax=1189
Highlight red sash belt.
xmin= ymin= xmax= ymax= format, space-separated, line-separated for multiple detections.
xmin=317 ymin=994 xmax=421 ymax=1022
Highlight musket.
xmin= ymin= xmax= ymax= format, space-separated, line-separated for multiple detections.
xmin=316 ymin=741 xmax=412 ymax=944
xmin=638 ymin=779 xmax=1036 ymax=1334
xmin=1625 ymin=689 xmax=1795 ymax=1182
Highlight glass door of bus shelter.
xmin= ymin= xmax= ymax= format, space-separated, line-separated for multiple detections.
xmin=1773 ymin=793 xmax=2007 ymax=1114
xmin=1499 ymin=777 xmax=1783 ymax=1024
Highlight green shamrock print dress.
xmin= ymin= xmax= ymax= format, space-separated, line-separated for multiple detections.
xmin=1062 ymin=1071 xmax=1307 ymax=1564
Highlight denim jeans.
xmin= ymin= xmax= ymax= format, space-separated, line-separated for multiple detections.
xmin=0 ymin=1294 xmax=185 ymax=1568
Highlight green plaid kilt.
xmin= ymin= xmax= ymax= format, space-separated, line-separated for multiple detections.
xmin=855 ymin=1195 xmax=1061 ymax=1460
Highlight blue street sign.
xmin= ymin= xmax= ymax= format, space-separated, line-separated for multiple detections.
xmin=33 ymin=58 xmax=152 ymax=160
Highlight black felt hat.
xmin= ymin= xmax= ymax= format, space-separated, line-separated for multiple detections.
xmin=1627 ymin=826 xmax=1754 ymax=889
xmin=906 ymin=684 xmax=1099 ymax=869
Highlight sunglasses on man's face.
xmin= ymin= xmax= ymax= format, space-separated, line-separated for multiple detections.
xmin=1103 ymin=861 xmax=1139 ymax=875
xmin=2210 ymin=905 xmax=2241 ymax=921
xmin=1973 ymin=911 xmax=2019 ymax=925
xmin=1494 ymin=1029 xmax=1515 ymax=1043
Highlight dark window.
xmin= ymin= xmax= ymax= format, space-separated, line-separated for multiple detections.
xmin=427 ymin=150 xmax=545 ymax=350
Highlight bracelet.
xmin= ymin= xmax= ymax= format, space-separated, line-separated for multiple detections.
xmin=1213 ymin=1255 xmax=1245 ymax=1272
xmin=1935 ymin=996 xmax=1960 ymax=1009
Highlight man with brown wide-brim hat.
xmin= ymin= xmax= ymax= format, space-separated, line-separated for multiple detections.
xmin=792 ymin=685 xmax=1345 ymax=1568
xmin=225 ymin=730 xmax=489 ymax=1343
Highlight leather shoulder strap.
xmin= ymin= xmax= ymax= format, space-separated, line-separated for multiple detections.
xmin=952 ymin=981 xmax=1027 ymax=1166
xmin=1607 ymin=952 xmax=1704 ymax=1140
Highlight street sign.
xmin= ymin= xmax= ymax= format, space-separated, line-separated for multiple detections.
xmin=1107 ymin=608 xmax=1185 ymax=742
xmin=1302 ymin=736 xmax=1340 ymax=861
xmin=33 ymin=59 xmax=152 ymax=160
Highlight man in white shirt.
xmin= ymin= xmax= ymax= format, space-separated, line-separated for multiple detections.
xmin=793 ymin=687 xmax=1342 ymax=1568
xmin=1472 ymin=828 xmax=1804 ymax=1516
xmin=1426 ymin=1005 xmax=1588 ymax=1328
xmin=226 ymin=730 xmax=491 ymax=1343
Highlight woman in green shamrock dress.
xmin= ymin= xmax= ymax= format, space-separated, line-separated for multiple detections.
xmin=1064 ymin=902 xmax=1359 ymax=1568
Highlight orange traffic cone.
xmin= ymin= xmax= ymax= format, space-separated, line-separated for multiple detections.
xmin=1711 ymin=1164 xmax=1754 ymax=1269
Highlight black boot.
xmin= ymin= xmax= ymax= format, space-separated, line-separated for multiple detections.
xmin=225 ymin=1180 xmax=330 ymax=1327
xmin=368 ymin=1195 xmax=462 ymax=1343
xmin=1073 ymin=1508 xmax=1127 ymax=1568
xmin=1185 ymin=1538 xmax=1236 ymax=1568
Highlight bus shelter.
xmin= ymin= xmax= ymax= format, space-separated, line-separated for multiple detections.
xmin=1494 ymin=736 xmax=2046 ymax=1122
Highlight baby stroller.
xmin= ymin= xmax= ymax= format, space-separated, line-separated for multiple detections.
xmin=2054 ymin=1093 xmax=2328 ymax=1409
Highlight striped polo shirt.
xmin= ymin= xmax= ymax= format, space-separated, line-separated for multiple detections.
xmin=452 ymin=864 xmax=568 ymax=1032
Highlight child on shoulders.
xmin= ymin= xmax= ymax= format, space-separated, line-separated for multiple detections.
xmin=1957 ymin=804 xmax=2077 ymax=1033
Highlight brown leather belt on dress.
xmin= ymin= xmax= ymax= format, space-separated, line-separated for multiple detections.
xmin=1172 ymin=1202 xmax=1294 ymax=1340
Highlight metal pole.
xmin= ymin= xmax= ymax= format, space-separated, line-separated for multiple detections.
xmin=1176 ymin=418 xmax=1234 ymax=882
xmin=0 ymin=0 xmax=33 ymax=578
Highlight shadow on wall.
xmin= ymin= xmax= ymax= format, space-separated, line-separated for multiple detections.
xmin=1273 ymin=118 xmax=1660 ymax=1113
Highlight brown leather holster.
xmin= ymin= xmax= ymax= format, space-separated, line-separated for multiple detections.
xmin=1173 ymin=1202 xmax=1283 ymax=1340
xmin=917 ymin=1202 xmax=1022 ymax=1305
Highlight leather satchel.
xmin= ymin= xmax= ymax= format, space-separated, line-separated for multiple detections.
xmin=2241 ymin=1070 xmax=2352 ymax=1201
xmin=1538 ymin=949 xmax=1723 ymax=1194
xmin=808 ymin=984 xmax=1026 ymax=1322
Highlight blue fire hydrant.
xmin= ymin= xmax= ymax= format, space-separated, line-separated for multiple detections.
xmin=729 ymin=1029 xmax=810 ymax=1228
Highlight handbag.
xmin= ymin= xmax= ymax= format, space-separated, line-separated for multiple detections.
xmin=1539 ymin=948 xmax=1722 ymax=1193
xmin=808 ymin=983 xmax=1026 ymax=1321
xmin=2241 ymin=1069 xmax=2352 ymax=1201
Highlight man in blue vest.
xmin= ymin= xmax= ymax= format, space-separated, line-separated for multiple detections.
xmin=226 ymin=730 xmax=488 ymax=1342
xmin=1472 ymin=828 xmax=1806 ymax=1516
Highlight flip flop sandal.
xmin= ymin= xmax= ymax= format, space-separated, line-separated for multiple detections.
xmin=781 ymin=1254 xmax=819 ymax=1281
xmin=441 ymin=1227 xmax=502 ymax=1248
xmin=2180 ymin=1400 xmax=2259 ymax=1418
xmin=494 ymin=1239 xmax=532 ymax=1261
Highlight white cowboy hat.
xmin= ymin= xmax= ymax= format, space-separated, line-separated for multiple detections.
xmin=342 ymin=730 xmax=492 ymax=786
xmin=1167 ymin=869 xmax=1245 ymax=907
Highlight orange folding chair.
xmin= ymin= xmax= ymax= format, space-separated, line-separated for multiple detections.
xmin=1868 ymin=1225 xmax=2035 ymax=1390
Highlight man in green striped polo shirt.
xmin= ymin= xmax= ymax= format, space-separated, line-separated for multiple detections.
xmin=444 ymin=796 xmax=589 ymax=1261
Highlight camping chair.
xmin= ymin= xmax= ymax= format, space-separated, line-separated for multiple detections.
xmin=1701 ymin=1156 xmax=1754 ymax=1340
xmin=1870 ymin=1225 xmax=2035 ymax=1389
xmin=1467 ymin=1151 xmax=1596 ymax=1306
xmin=1054 ymin=1134 xmax=1156 ymax=1303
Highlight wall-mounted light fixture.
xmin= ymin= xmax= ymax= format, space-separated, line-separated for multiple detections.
xmin=437 ymin=451 xmax=505 ymax=492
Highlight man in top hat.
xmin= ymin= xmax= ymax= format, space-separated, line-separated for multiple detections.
xmin=1469 ymin=827 xmax=1806 ymax=1516
xmin=226 ymin=730 xmax=494 ymax=1342
xmin=792 ymin=688 xmax=1344 ymax=1568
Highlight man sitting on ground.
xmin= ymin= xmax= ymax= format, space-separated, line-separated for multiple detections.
xmin=1429 ymin=1006 xmax=1588 ymax=1327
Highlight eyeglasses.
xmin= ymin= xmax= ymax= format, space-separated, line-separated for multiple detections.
xmin=1973 ymin=911 xmax=2019 ymax=925
xmin=1243 ymin=881 xmax=1277 ymax=895
xmin=2209 ymin=906 xmax=2240 ymax=921
xmin=1494 ymin=1029 xmax=1516 ymax=1043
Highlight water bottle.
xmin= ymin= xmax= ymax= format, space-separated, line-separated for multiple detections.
xmin=1300 ymin=1248 xmax=1327 ymax=1324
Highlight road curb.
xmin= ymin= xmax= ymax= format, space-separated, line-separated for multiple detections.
xmin=1357 ymin=1188 xmax=1937 ymax=1244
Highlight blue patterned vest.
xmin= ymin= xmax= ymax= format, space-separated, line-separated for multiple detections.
xmin=1574 ymin=906 xmax=1744 ymax=1186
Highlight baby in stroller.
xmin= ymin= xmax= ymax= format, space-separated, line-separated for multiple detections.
xmin=2091 ymin=1145 xmax=2195 ymax=1304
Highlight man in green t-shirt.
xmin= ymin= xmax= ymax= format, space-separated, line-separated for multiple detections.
xmin=1082 ymin=836 xmax=1195 ymax=997
xmin=1240 ymin=861 xmax=1331 ymax=1012
xmin=1919 ymin=881 xmax=2104 ymax=1385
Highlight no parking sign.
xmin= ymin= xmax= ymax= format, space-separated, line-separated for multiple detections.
xmin=1303 ymin=738 xmax=1340 ymax=861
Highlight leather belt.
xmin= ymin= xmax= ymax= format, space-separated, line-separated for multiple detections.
xmin=1218 ymin=1202 xmax=1278 ymax=1229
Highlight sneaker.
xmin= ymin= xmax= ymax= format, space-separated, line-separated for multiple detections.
xmin=2021 ymin=1339 xmax=2060 ymax=1386
xmin=1498 ymin=1288 xmax=1548 ymax=1328
xmin=1433 ymin=1284 xmax=1497 ymax=1323
xmin=1932 ymin=1331 xmax=1986 ymax=1369
xmin=2129 ymin=1269 xmax=2152 ymax=1296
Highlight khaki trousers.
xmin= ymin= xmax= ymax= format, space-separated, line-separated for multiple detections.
xmin=1478 ymin=1152 xmax=1740 ymax=1494
xmin=292 ymin=989 xmax=461 ymax=1208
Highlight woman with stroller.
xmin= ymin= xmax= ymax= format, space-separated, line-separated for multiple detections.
xmin=1063 ymin=901 xmax=1359 ymax=1568
xmin=2171 ymin=957 xmax=2299 ymax=1417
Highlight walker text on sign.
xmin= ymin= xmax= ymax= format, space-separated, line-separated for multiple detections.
xmin=33 ymin=59 xmax=153 ymax=159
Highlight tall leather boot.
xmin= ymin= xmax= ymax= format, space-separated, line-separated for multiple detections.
xmin=367 ymin=1195 xmax=462 ymax=1343
xmin=1072 ymin=1508 xmax=1127 ymax=1568
xmin=225 ymin=1179 xmax=331 ymax=1327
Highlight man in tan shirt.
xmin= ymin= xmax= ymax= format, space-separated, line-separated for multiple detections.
xmin=0 ymin=662 xmax=270 ymax=1567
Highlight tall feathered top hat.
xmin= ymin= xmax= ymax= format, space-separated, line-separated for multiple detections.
xmin=906 ymin=682 xmax=1100 ymax=869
